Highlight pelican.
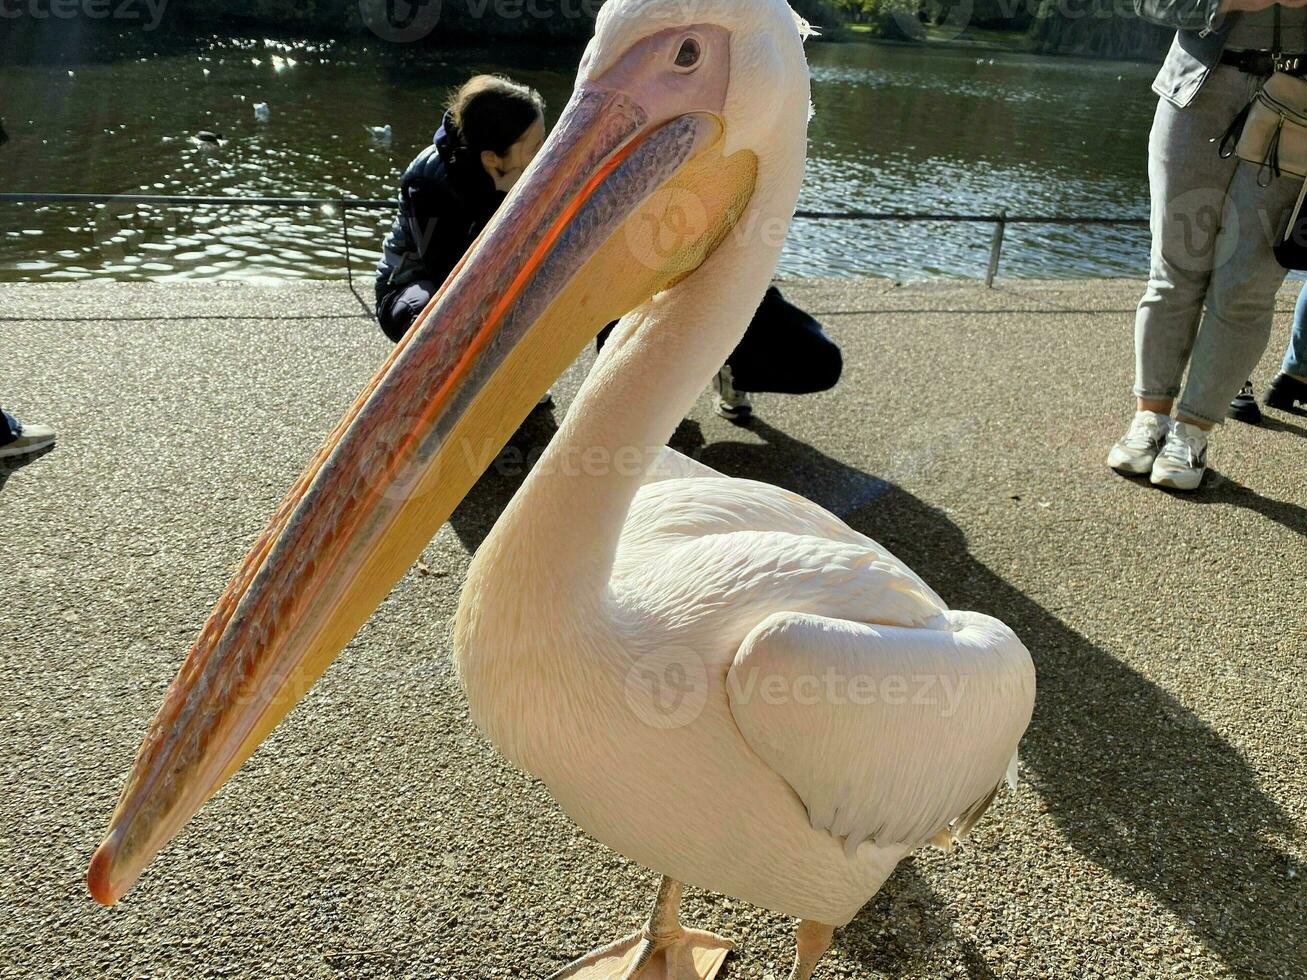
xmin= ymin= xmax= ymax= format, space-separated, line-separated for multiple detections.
xmin=87 ymin=2 xmax=1036 ymax=977
xmin=365 ymin=123 xmax=393 ymax=144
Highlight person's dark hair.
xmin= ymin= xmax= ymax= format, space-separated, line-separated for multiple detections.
xmin=448 ymin=75 xmax=545 ymax=158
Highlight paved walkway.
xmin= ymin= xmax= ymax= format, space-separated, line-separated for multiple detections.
xmin=1 ymin=279 xmax=1303 ymax=980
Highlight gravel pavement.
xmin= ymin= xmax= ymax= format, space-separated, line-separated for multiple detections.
xmin=1 ymin=278 xmax=1303 ymax=980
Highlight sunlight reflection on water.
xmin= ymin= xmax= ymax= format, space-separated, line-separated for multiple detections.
xmin=1 ymin=33 xmax=1159 ymax=282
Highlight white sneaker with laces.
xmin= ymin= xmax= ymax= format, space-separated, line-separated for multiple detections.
xmin=1150 ymin=420 xmax=1209 ymax=491
xmin=1107 ymin=410 xmax=1171 ymax=475
xmin=712 ymin=365 xmax=752 ymax=422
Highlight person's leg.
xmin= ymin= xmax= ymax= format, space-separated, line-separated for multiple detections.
xmin=1282 ymin=284 xmax=1307 ymax=380
xmin=0 ymin=408 xmax=17 ymax=447
xmin=595 ymin=320 xmax=619 ymax=352
xmin=1111 ymin=69 xmax=1252 ymax=476
xmin=376 ymin=280 xmax=436 ymax=344
xmin=1264 ymin=286 xmax=1307 ymax=410
xmin=1149 ymin=153 xmax=1303 ymax=489
xmin=1174 ymin=166 xmax=1304 ymax=428
xmin=1132 ymin=73 xmax=1249 ymax=416
xmin=725 ymin=288 xmax=842 ymax=395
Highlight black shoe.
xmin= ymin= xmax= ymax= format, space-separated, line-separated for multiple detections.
xmin=1228 ymin=380 xmax=1263 ymax=424
xmin=1265 ymin=372 xmax=1307 ymax=413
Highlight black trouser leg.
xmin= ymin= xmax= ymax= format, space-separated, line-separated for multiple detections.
xmin=594 ymin=289 xmax=841 ymax=396
xmin=0 ymin=407 xmax=18 ymax=446
xmin=725 ymin=287 xmax=841 ymax=394
xmin=376 ymin=279 xmax=437 ymax=343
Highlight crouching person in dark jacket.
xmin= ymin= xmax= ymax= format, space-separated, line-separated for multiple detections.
xmin=376 ymin=75 xmax=842 ymax=423
xmin=375 ymin=75 xmax=546 ymax=343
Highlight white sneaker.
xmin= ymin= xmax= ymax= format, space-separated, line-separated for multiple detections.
xmin=0 ymin=419 xmax=56 ymax=459
xmin=1150 ymin=421 xmax=1209 ymax=491
xmin=712 ymin=365 xmax=752 ymax=423
xmin=1107 ymin=410 xmax=1171 ymax=475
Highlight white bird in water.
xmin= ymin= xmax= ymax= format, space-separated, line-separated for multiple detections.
xmin=254 ymin=102 xmax=271 ymax=122
xmin=87 ymin=2 xmax=1036 ymax=979
xmin=365 ymin=124 xmax=393 ymax=144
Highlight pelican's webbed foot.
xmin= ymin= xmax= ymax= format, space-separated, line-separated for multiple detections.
xmin=546 ymin=878 xmax=732 ymax=980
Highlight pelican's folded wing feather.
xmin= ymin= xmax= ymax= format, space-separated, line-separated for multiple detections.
xmin=728 ymin=610 xmax=1035 ymax=854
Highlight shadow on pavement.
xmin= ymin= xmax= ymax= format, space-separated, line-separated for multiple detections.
xmin=707 ymin=419 xmax=1302 ymax=980
xmin=1260 ymin=413 xmax=1307 ymax=437
xmin=0 ymin=443 xmax=54 ymax=493
xmin=1195 ymin=469 xmax=1307 ymax=539
xmin=448 ymin=404 xmax=561 ymax=554
xmin=448 ymin=410 xmax=714 ymax=554
xmin=822 ymin=307 xmax=1145 ymax=318
xmin=837 ymin=862 xmax=999 ymax=980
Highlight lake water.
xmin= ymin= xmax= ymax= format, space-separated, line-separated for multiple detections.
xmin=0 ymin=30 xmax=1161 ymax=282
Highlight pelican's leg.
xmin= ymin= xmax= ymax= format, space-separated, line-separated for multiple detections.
xmin=788 ymin=920 xmax=835 ymax=980
xmin=546 ymin=876 xmax=733 ymax=980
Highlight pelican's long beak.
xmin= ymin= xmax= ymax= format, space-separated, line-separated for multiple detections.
xmin=88 ymin=69 xmax=758 ymax=905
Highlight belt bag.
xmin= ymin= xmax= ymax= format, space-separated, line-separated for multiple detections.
xmin=1219 ymin=72 xmax=1307 ymax=184
xmin=1228 ymin=76 xmax=1307 ymax=270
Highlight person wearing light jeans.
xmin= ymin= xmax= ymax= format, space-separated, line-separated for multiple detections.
xmin=1266 ymin=288 xmax=1307 ymax=408
xmin=1110 ymin=0 xmax=1307 ymax=489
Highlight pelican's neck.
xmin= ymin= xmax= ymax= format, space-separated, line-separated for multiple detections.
xmin=496 ymin=163 xmax=803 ymax=594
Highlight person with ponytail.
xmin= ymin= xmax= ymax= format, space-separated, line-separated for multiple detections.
xmin=374 ymin=75 xmax=546 ymax=343
xmin=375 ymin=73 xmax=842 ymax=423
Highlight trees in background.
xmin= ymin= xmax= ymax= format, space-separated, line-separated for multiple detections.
xmin=1028 ymin=0 xmax=1171 ymax=57
xmin=830 ymin=0 xmax=1170 ymax=57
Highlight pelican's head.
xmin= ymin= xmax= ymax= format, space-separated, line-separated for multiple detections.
xmin=88 ymin=0 xmax=812 ymax=906
xmin=581 ymin=0 xmax=813 ymax=160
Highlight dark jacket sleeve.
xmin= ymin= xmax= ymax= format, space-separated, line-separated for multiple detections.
xmin=1134 ymin=0 xmax=1226 ymax=32
xmin=404 ymin=180 xmax=477 ymax=288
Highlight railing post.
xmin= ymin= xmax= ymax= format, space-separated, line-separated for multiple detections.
xmin=341 ymin=199 xmax=353 ymax=290
xmin=985 ymin=210 xmax=1006 ymax=288
xmin=341 ymin=200 xmax=371 ymax=315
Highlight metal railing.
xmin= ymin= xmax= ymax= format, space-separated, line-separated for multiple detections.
xmin=0 ymin=192 xmax=1150 ymax=290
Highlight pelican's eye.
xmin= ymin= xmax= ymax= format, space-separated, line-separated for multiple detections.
xmin=674 ymin=36 xmax=702 ymax=71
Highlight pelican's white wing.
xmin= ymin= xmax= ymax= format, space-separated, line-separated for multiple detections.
xmin=728 ymin=610 xmax=1035 ymax=855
